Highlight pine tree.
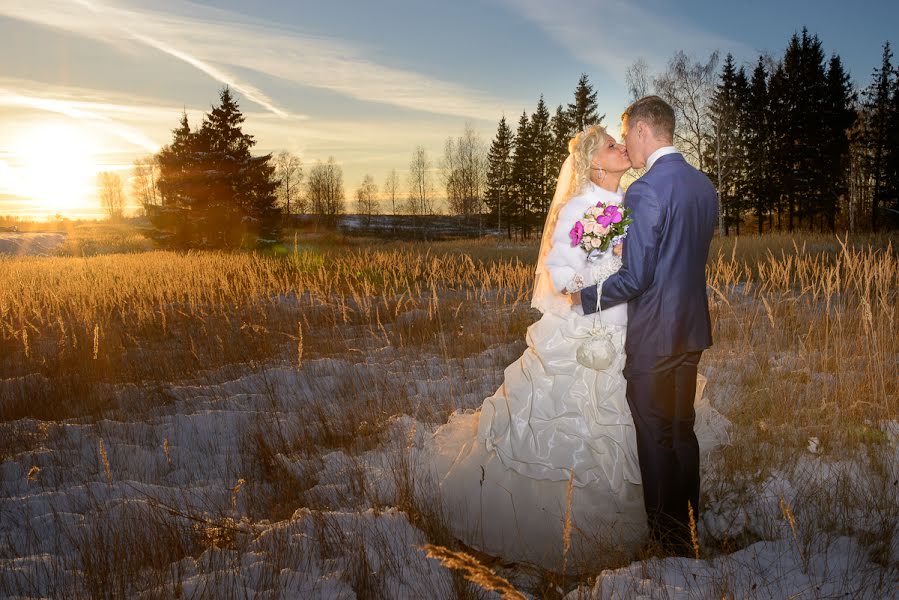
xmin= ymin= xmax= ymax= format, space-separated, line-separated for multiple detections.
xmin=485 ymin=116 xmax=515 ymax=236
xmin=530 ymin=96 xmax=555 ymax=223
xmin=152 ymin=88 xmax=280 ymax=247
xmin=566 ymin=74 xmax=604 ymax=132
xmin=886 ymin=52 xmax=899 ymax=222
xmin=820 ymin=54 xmax=857 ymax=231
xmin=795 ymin=28 xmax=829 ymax=228
xmin=768 ymin=33 xmax=802 ymax=231
xmin=744 ymin=57 xmax=771 ymax=234
xmin=509 ymin=111 xmax=533 ymax=237
xmin=862 ymin=42 xmax=895 ymax=231
xmin=550 ymin=104 xmax=573 ymax=175
xmin=705 ymin=54 xmax=745 ymax=235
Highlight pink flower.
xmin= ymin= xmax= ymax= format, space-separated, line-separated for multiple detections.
xmin=597 ymin=204 xmax=623 ymax=228
xmin=569 ymin=221 xmax=584 ymax=246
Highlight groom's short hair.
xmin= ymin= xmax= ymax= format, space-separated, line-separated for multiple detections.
xmin=623 ymin=96 xmax=675 ymax=143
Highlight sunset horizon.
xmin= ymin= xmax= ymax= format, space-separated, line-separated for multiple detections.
xmin=2 ymin=0 xmax=897 ymax=220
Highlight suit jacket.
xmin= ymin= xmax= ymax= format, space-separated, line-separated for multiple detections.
xmin=581 ymin=153 xmax=718 ymax=357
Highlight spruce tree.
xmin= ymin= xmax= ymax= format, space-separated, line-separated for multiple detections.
xmin=821 ymin=54 xmax=856 ymax=231
xmin=705 ymin=54 xmax=744 ymax=235
xmin=485 ymin=116 xmax=515 ymax=236
xmin=796 ymin=28 xmax=829 ymax=228
xmin=152 ymin=88 xmax=280 ymax=248
xmin=530 ymin=96 xmax=555 ymax=222
xmin=550 ymin=104 xmax=573 ymax=175
xmin=510 ymin=111 xmax=533 ymax=237
xmin=768 ymin=33 xmax=802 ymax=231
xmin=744 ymin=57 xmax=771 ymax=234
xmin=886 ymin=51 xmax=899 ymax=221
xmin=862 ymin=42 xmax=895 ymax=230
xmin=566 ymin=74 xmax=604 ymax=132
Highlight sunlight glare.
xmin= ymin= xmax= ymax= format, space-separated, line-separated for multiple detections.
xmin=12 ymin=123 xmax=100 ymax=216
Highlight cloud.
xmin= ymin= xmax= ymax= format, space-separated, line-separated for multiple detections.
xmin=495 ymin=0 xmax=749 ymax=80
xmin=0 ymin=91 xmax=160 ymax=154
xmin=0 ymin=0 xmax=509 ymax=121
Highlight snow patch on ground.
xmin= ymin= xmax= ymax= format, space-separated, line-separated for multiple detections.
xmin=1 ymin=342 xmax=897 ymax=598
xmin=0 ymin=232 xmax=66 ymax=256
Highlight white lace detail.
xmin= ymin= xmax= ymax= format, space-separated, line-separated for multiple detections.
xmin=564 ymin=273 xmax=587 ymax=293
xmin=584 ymin=254 xmax=622 ymax=287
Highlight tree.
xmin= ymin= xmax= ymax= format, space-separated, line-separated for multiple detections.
xmin=566 ymin=74 xmax=604 ymax=132
xmin=152 ymin=88 xmax=280 ymax=247
xmin=820 ymin=54 xmax=857 ymax=231
xmin=530 ymin=96 xmax=556 ymax=221
xmin=98 ymin=171 xmax=125 ymax=221
xmin=274 ymin=151 xmax=303 ymax=217
xmin=355 ymin=174 xmax=378 ymax=225
xmin=383 ymin=169 xmax=401 ymax=216
xmin=509 ymin=111 xmax=534 ymax=236
xmin=861 ymin=42 xmax=895 ymax=231
xmin=550 ymin=104 xmax=573 ymax=177
xmin=744 ymin=57 xmax=772 ymax=234
xmin=407 ymin=146 xmax=434 ymax=215
xmin=485 ymin=116 xmax=515 ymax=235
xmin=131 ymin=155 xmax=159 ymax=210
xmin=442 ymin=123 xmax=487 ymax=219
xmin=794 ymin=29 xmax=829 ymax=229
xmin=625 ymin=58 xmax=652 ymax=103
xmin=654 ymin=50 xmax=720 ymax=171
xmin=705 ymin=54 xmax=746 ymax=235
xmin=306 ymin=158 xmax=345 ymax=226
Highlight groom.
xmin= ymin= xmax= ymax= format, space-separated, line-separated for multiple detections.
xmin=574 ymin=96 xmax=718 ymax=554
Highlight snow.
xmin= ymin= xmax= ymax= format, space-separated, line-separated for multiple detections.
xmin=0 ymin=232 xmax=66 ymax=256
xmin=1 ymin=339 xmax=897 ymax=598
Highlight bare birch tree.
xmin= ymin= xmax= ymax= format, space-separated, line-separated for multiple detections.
xmin=131 ymin=155 xmax=159 ymax=209
xmin=306 ymin=158 xmax=345 ymax=226
xmin=625 ymin=58 xmax=652 ymax=103
xmin=98 ymin=171 xmax=126 ymax=222
xmin=407 ymin=146 xmax=434 ymax=215
xmin=383 ymin=169 xmax=400 ymax=216
xmin=442 ymin=124 xmax=488 ymax=219
xmin=274 ymin=151 xmax=304 ymax=216
xmin=355 ymin=174 xmax=379 ymax=226
xmin=654 ymin=50 xmax=720 ymax=171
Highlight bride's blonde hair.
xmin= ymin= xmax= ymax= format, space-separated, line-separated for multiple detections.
xmin=567 ymin=124 xmax=609 ymax=199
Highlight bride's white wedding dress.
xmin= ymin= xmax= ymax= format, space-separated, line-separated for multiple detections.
xmin=422 ymin=182 xmax=730 ymax=572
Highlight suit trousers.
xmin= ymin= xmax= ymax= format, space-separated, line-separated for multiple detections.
xmin=623 ymin=350 xmax=703 ymax=550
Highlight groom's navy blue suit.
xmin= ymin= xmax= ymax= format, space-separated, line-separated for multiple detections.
xmin=581 ymin=152 xmax=717 ymax=549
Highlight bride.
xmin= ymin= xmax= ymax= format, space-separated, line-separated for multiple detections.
xmin=422 ymin=125 xmax=729 ymax=572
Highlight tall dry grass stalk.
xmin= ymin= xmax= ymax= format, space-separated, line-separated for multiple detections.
xmin=687 ymin=500 xmax=700 ymax=560
xmin=421 ymin=543 xmax=526 ymax=600
xmin=98 ymin=437 xmax=110 ymax=485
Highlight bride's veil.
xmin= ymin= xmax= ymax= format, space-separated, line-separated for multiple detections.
xmin=531 ymin=154 xmax=574 ymax=315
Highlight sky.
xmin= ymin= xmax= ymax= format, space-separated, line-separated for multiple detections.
xmin=0 ymin=0 xmax=896 ymax=219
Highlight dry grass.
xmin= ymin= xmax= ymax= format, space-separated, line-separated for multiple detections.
xmin=0 ymin=230 xmax=896 ymax=598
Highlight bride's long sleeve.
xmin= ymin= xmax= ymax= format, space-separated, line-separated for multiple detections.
xmin=544 ymin=199 xmax=589 ymax=294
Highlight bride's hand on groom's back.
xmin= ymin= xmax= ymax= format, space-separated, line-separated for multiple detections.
xmin=613 ymin=242 xmax=623 ymax=257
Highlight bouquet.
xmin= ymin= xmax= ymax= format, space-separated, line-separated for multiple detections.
xmin=568 ymin=201 xmax=633 ymax=260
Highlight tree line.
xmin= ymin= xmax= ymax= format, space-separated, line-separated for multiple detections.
xmin=126 ymin=29 xmax=897 ymax=247
xmin=627 ymin=29 xmax=897 ymax=234
xmin=480 ymin=30 xmax=897 ymax=236
xmin=128 ymin=76 xmax=605 ymax=246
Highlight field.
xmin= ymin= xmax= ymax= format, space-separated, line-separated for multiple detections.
xmin=0 ymin=230 xmax=897 ymax=598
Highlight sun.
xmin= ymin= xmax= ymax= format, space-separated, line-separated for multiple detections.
xmin=11 ymin=122 xmax=100 ymax=216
